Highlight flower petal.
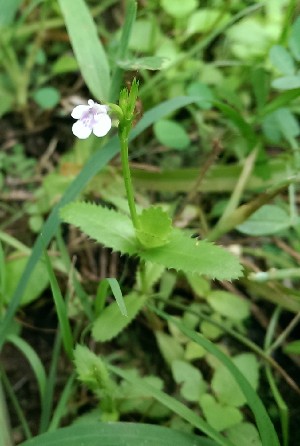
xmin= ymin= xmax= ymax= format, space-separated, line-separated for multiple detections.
xmin=72 ymin=120 xmax=92 ymax=139
xmin=92 ymin=114 xmax=112 ymax=137
xmin=71 ymin=105 xmax=89 ymax=119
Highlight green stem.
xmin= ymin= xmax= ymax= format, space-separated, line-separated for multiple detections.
xmin=119 ymin=129 xmax=139 ymax=229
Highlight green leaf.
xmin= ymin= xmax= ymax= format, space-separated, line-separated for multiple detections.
xmin=171 ymin=360 xmax=206 ymax=402
xmin=109 ymin=365 xmax=233 ymax=446
xmin=206 ymin=291 xmax=250 ymax=321
xmin=20 ymin=421 xmax=218 ymax=446
xmin=237 ymin=205 xmax=290 ymax=235
xmin=225 ymin=422 xmax=262 ymax=446
xmin=106 ymin=278 xmax=127 ymax=316
xmin=199 ymin=394 xmax=243 ymax=432
xmin=33 ymin=87 xmax=61 ymax=109
xmin=289 ymin=16 xmax=300 ymax=61
xmin=283 ymin=340 xmax=300 ymax=355
xmin=269 ymin=45 xmax=295 ymax=75
xmin=129 ymin=19 xmax=160 ymax=53
xmin=212 ymin=353 xmax=259 ymax=407
xmin=136 ymin=207 xmax=173 ymax=248
xmin=61 ymin=203 xmax=139 ymax=255
xmin=58 ymin=0 xmax=110 ymax=100
xmin=154 ymin=119 xmax=190 ymax=150
xmin=275 ymin=107 xmax=300 ymax=141
xmin=152 ymin=310 xmax=280 ymax=446
xmin=140 ymin=231 xmax=243 ymax=280
xmin=61 ymin=203 xmax=242 ymax=280
xmin=272 ymin=75 xmax=300 ymax=90
xmin=92 ymin=292 xmax=147 ymax=342
xmin=187 ymin=9 xmax=229 ymax=35
xmin=52 ymin=55 xmax=79 ymax=74
xmin=0 ymin=0 xmax=22 ymax=26
xmin=117 ymin=56 xmax=168 ymax=71
xmin=118 ymin=371 xmax=169 ymax=419
xmin=187 ymin=82 xmax=214 ymax=109
xmin=73 ymin=345 xmax=113 ymax=392
xmin=160 ymin=0 xmax=197 ymax=18
xmin=3 ymin=254 xmax=48 ymax=306
xmin=155 ymin=331 xmax=185 ymax=365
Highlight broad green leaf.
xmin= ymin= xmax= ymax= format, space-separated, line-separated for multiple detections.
xmin=269 ymin=45 xmax=295 ymax=75
xmin=289 ymin=17 xmax=300 ymax=61
xmin=140 ymin=231 xmax=243 ymax=280
xmin=92 ymin=292 xmax=147 ymax=342
xmin=187 ymin=82 xmax=214 ymax=109
xmin=0 ymin=0 xmax=22 ymax=26
xmin=60 ymin=203 xmax=139 ymax=255
xmin=225 ymin=422 xmax=262 ymax=446
xmin=154 ymin=119 xmax=190 ymax=150
xmin=171 ymin=360 xmax=206 ymax=402
xmin=237 ymin=205 xmax=290 ymax=235
xmin=33 ymin=87 xmax=60 ymax=109
xmin=275 ymin=107 xmax=300 ymax=141
xmin=136 ymin=206 xmax=173 ymax=248
xmin=155 ymin=331 xmax=185 ymax=365
xmin=118 ymin=371 xmax=169 ymax=418
xmin=20 ymin=421 xmax=218 ymax=446
xmin=58 ymin=0 xmax=110 ymax=100
xmin=117 ymin=56 xmax=168 ymax=71
xmin=160 ymin=0 xmax=197 ymax=18
xmin=187 ymin=9 xmax=230 ymax=35
xmin=212 ymin=353 xmax=259 ymax=407
xmin=199 ymin=394 xmax=243 ymax=432
xmin=3 ymin=254 xmax=48 ymax=306
xmin=184 ymin=341 xmax=206 ymax=361
xmin=272 ymin=75 xmax=300 ymax=90
xmin=129 ymin=19 xmax=160 ymax=53
xmin=52 ymin=55 xmax=78 ymax=74
xmin=200 ymin=315 xmax=223 ymax=340
xmin=206 ymin=291 xmax=250 ymax=321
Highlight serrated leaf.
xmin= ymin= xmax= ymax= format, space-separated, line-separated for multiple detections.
xmin=92 ymin=292 xmax=147 ymax=342
xmin=61 ymin=203 xmax=242 ymax=280
xmin=137 ymin=207 xmax=173 ymax=248
xmin=60 ymin=202 xmax=139 ymax=255
xmin=140 ymin=231 xmax=243 ymax=280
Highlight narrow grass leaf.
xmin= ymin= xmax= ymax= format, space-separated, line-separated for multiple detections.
xmin=58 ymin=0 xmax=110 ymax=100
xmin=106 ymin=278 xmax=127 ymax=316
xmin=109 ymin=0 xmax=137 ymax=101
xmin=44 ymin=252 xmax=73 ymax=360
xmin=7 ymin=334 xmax=46 ymax=402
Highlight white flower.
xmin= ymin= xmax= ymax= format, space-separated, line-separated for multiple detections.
xmin=71 ymin=99 xmax=112 ymax=139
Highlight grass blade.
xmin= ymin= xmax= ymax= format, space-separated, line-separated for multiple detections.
xmin=109 ymin=0 xmax=137 ymax=101
xmin=7 ymin=334 xmax=47 ymax=402
xmin=44 ymin=252 xmax=73 ymax=360
xmin=58 ymin=0 xmax=110 ymax=100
